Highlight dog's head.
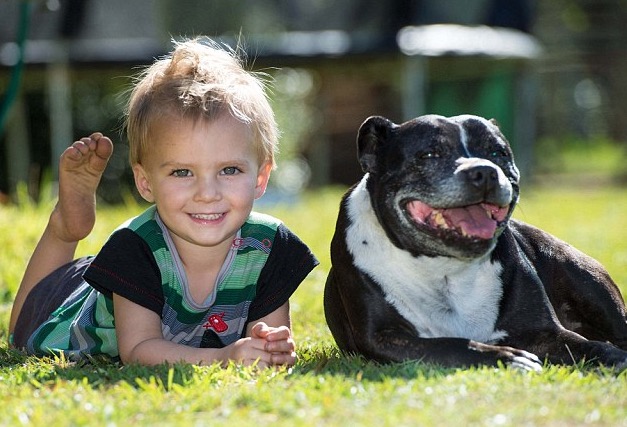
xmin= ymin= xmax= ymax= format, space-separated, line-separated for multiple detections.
xmin=358 ymin=114 xmax=520 ymax=259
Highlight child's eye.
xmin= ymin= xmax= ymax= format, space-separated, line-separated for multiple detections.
xmin=221 ymin=166 xmax=241 ymax=176
xmin=171 ymin=169 xmax=192 ymax=177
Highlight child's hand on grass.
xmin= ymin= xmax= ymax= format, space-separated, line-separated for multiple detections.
xmin=250 ymin=322 xmax=296 ymax=367
xmin=225 ymin=322 xmax=296 ymax=368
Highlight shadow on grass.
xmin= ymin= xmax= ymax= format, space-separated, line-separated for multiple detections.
xmin=4 ymin=341 xmax=617 ymax=387
xmin=0 ymin=346 xmax=198 ymax=389
xmin=291 ymin=343 xmax=626 ymax=380
xmin=292 ymin=344 xmax=460 ymax=380
xmin=1 ymin=342 xmax=458 ymax=388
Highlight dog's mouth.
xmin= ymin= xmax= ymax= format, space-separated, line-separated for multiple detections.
xmin=405 ymin=200 xmax=510 ymax=240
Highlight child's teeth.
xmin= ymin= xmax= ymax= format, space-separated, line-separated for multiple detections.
xmin=193 ymin=213 xmax=220 ymax=220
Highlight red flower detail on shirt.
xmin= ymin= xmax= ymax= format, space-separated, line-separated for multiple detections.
xmin=203 ymin=313 xmax=228 ymax=333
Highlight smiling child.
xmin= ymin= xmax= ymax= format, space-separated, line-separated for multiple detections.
xmin=9 ymin=38 xmax=318 ymax=367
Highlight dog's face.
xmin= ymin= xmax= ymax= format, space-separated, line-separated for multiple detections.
xmin=358 ymin=114 xmax=520 ymax=259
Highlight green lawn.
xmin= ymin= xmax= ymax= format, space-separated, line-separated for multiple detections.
xmin=1 ymin=183 xmax=626 ymax=426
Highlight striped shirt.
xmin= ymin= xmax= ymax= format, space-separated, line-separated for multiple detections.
xmin=27 ymin=205 xmax=317 ymax=359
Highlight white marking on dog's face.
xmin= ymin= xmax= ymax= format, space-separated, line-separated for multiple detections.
xmin=346 ymin=176 xmax=507 ymax=343
xmin=457 ymin=121 xmax=471 ymax=157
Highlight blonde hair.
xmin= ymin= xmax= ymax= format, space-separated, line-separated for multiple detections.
xmin=125 ymin=38 xmax=278 ymax=168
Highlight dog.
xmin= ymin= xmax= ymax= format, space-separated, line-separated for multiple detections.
xmin=324 ymin=114 xmax=627 ymax=371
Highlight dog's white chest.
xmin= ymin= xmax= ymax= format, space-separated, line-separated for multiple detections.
xmin=345 ymin=180 xmax=506 ymax=343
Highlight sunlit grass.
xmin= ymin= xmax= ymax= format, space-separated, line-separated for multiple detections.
xmin=535 ymin=136 xmax=627 ymax=177
xmin=515 ymin=185 xmax=627 ymax=288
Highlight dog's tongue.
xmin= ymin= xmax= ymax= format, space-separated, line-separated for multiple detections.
xmin=407 ymin=201 xmax=506 ymax=239
xmin=440 ymin=205 xmax=498 ymax=239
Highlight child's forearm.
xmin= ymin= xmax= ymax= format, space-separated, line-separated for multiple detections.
xmin=119 ymin=335 xmax=289 ymax=367
xmin=114 ymin=294 xmax=270 ymax=366
xmin=113 ymin=298 xmax=294 ymax=367
xmin=120 ymin=337 xmax=231 ymax=366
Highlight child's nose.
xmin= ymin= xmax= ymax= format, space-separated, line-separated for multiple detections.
xmin=193 ymin=176 xmax=221 ymax=202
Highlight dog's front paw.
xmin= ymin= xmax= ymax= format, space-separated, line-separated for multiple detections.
xmin=469 ymin=341 xmax=543 ymax=372
xmin=510 ymin=352 xmax=543 ymax=372
xmin=596 ymin=347 xmax=627 ymax=372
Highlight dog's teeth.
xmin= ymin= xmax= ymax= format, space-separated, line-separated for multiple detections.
xmin=432 ymin=212 xmax=448 ymax=228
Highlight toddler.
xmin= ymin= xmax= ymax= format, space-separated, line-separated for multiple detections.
xmin=9 ymin=38 xmax=318 ymax=367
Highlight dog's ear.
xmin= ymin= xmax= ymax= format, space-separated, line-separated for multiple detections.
xmin=489 ymin=118 xmax=500 ymax=128
xmin=357 ymin=116 xmax=394 ymax=173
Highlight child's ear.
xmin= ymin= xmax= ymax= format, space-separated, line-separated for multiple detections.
xmin=132 ymin=164 xmax=155 ymax=203
xmin=254 ymin=161 xmax=273 ymax=200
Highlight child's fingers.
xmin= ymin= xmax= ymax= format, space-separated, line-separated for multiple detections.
xmin=263 ymin=325 xmax=292 ymax=341
xmin=264 ymin=336 xmax=295 ymax=354
xmin=230 ymin=337 xmax=271 ymax=364
xmin=250 ymin=322 xmax=270 ymax=339
xmin=231 ymin=337 xmax=296 ymax=367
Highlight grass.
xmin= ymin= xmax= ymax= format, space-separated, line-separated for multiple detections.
xmin=1 ymin=182 xmax=626 ymax=426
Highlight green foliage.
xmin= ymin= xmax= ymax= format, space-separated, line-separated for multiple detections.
xmin=534 ymin=136 xmax=627 ymax=179
xmin=1 ymin=184 xmax=626 ymax=426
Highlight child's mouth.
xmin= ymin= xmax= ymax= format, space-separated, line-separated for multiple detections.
xmin=190 ymin=213 xmax=224 ymax=221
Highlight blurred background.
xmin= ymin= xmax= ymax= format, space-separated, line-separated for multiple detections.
xmin=1 ymin=0 xmax=626 ymax=203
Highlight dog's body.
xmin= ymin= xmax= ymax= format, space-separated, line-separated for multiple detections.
xmin=324 ymin=114 xmax=627 ymax=370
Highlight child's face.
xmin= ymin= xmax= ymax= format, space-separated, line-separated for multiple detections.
xmin=132 ymin=113 xmax=271 ymax=256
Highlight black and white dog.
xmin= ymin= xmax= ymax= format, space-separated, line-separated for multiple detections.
xmin=324 ymin=114 xmax=627 ymax=371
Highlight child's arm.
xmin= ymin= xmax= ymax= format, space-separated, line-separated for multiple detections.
xmin=113 ymin=294 xmax=278 ymax=367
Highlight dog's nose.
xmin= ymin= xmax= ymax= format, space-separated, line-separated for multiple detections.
xmin=455 ymin=158 xmax=513 ymax=205
xmin=466 ymin=165 xmax=499 ymax=190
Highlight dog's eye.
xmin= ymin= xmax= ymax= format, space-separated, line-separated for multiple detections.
xmin=421 ymin=152 xmax=440 ymax=159
xmin=490 ymin=150 xmax=509 ymax=158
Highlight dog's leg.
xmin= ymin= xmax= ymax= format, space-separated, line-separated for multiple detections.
xmin=325 ymin=268 xmax=542 ymax=370
xmin=495 ymin=228 xmax=627 ymax=368
xmin=538 ymin=244 xmax=627 ymax=348
xmin=509 ymin=221 xmax=627 ymax=348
